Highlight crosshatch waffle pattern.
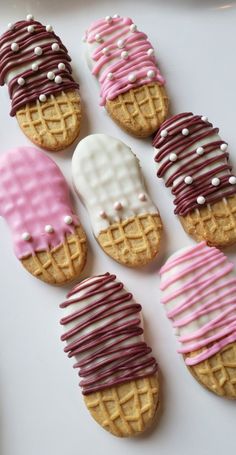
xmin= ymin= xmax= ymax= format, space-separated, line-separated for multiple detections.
xmin=16 ymin=90 xmax=81 ymax=151
xmin=21 ymin=226 xmax=87 ymax=285
xmin=106 ymin=83 xmax=168 ymax=137
xmin=98 ymin=214 xmax=162 ymax=267
xmin=84 ymin=374 xmax=159 ymax=437
xmin=187 ymin=342 xmax=236 ymax=399
xmin=179 ymin=195 xmax=236 ymax=247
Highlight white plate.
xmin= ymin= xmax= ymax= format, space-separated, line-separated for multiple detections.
xmin=0 ymin=1 xmax=235 ymax=454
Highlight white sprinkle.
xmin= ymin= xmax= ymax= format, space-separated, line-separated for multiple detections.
xmin=22 ymin=232 xmax=31 ymax=241
xmin=211 ymin=177 xmax=220 ymax=186
xmin=26 ymin=14 xmax=34 ymax=21
xmin=95 ymin=33 xmax=103 ymax=43
xmin=99 ymin=210 xmax=107 ymax=219
xmin=160 ymin=129 xmax=168 ymax=138
xmin=147 ymin=48 xmax=154 ymax=56
xmin=39 ymin=94 xmax=46 ymax=102
xmin=11 ymin=42 xmax=19 ymax=52
xmin=32 ymin=63 xmax=38 ymax=71
xmin=47 ymin=71 xmax=55 ymax=80
xmin=8 ymin=23 xmax=14 ymax=31
xmin=197 ymin=195 xmax=206 ymax=205
xmin=27 ymin=25 xmax=35 ymax=33
xmin=102 ymin=47 xmax=109 ymax=55
xmin=201 ymin=116 xmax=208 ymax=122
xmin=46 ymin=24 xmax=53 ymax=32
xmin=130 ymin=24 xmax=137 ymax=32
xmin=34 ymin=46 xmax=42 ymax=56
xmin=121 ymin=50 xmax=129 ymax=59
xmin=107 ymin=72 xmax=114 ymax=80
xmin=169 ymin=153 xmax=177 ymax=162
xmin=220 ymin=143 xmax=228 ymax=152
xmin=117 ymin=39 xmax=125 ymax=48
xmin=114 ymin=201 xmax=123 ymax=211
xmin=184 ymin=176 xmax=193 ymax=185
xmin=58 ymin=62 xmax=65 ymax=70
xmin=64 ymin=215 xmax=73 ymax=224
xmin=138 ymin=193 xmax=147 ymax=201
xmin=229 ymin=176 xmax=236 ymax=185
xmin=17 ymin=77 xmax=25 ymax=86
xmin=182 ymin=128 xmax=189 ymax=136
xmin=128 ymin=72 xmax=137 ymax=83
xmin=196 ymin=146 xmax=204 ymax=155
xmin=105 ymin=15 xmax=112 ymax=22
xmin=45 ymin=224 xmax=54 ymax=233
xmin=147 ymin=69 xmax=155 ymax=78
xmin=55 ymin=75 xmax=62 ymax=84
xmin=52 ymin=43 xmax=59 ymax=51
xmin=113 ymin=14 xmax=120 ymax=18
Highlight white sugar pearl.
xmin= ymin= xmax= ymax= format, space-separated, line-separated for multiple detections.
xmin=114 ymin=201 xmax=123 ymax=211
xmin=147 ymin=48 xmax=154 ymax=56
xmin=220 ymin=143 xmax=228 ymax=151
xmin=17 ymin=77 xmax=25 ymax=86
xmin=196 ymin=146 xmax=204 ymax=155
xmin=8 ymin=23 xmax=14 ymax=30
xmin=27 ymin=25 xmax=35 ymax=33
xmin=46 ymin=24 xmax=53 ymax=32
xmin=105 ymin=15 xmax=112 ymax=22
xmin=130 ymin=24 xmax=137 ymax=32
xmin=26 ymin=14 xmax=34 ymax=21
xmin=39 ymin=94 xmax=46 ymax=102
xmin=34 ymin=46 xmax=42 ymax=55
xmin=201 ymin=116 xmax=208 ymax=122
xmin=147 ymin=69 xmax=155 ymax=78
xmin=169 ymin=153 xmax=177 ymax=162
xmin=117 ymin=39 xmax=125 ymax=48
xmin=160 ymin=129 xmax=168 ymax=138
xmin=182 ymin=128 xmax=189 ymax=136
xmin=211 ymin=177 xmax=220 ymax=186
xmin=64 ymin=215 xmax=73 ymax=224
xmin=11 ymin=42 xmax=19 ymax=52
xmin=113 ymin=14 xmax=120 ymax=18
xmin=58 ymin=62 xmax=65 ymax=70
xmin=47 ymin=71 xmax=55 ymax=80
xmin=22 ymin=232 xmax=31 ymax=241
xmin=107 ymin=72 xmax=114 ymax=80
xmin=102 ymin=47 xmax=109 ymax=55
xmin=229 ymin=176 xmax=236 ymax=185
xmin=52 ymin=43 xmax=59 ymax=51
xmin=138 ymin=193 xmax=147 ymax=201
xmin=121 ymin=50 xmax=129 ymax=59
xmin=197 ymin=195 xmax=206 ymax=205
xmin=184 ymin=176 xmax=193 ymax=185
xmin=32 ymin=63 xmax=38 ymax=71
xmin=99 ymin=210 xmax=107 ymax=219
xmin=55 ymin=75 xmax=62 ymax=84
xmin=45 ymin=224 xmax=54 ymax=233
xmin=128 ymin=72 xmax=137 ymax=83
xmin=95 ymin=33 xmax=103 ymax=43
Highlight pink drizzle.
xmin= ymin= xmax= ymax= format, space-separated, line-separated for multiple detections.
xmin=85 ymin=16 xmax=165 ymax=106
xmin=160 ymin=242 xmax=236 ymax=366
xmin=0 ymin=147 xmax=78 ymax=258
xmin=60 ymin=273 xmax=158 ymax=395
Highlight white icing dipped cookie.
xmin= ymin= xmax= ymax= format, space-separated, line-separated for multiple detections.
xmin=72 ymin=134 xmax=163 ymax=266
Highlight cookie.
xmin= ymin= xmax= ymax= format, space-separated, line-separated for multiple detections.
xmin=72 ymin=134 xmax=162 ymax=267
xmin=153 ymin=112 xmax=236 ymax=247
xmin=84 ymin=15 xmax=168 ymax=137
xmin=0 ymin=146 xmax=87 ymax=284
xmin=60 ymin=272 xmax=159 ymax=437
xmin=0 ymin=15 xmax=81 ymax=151
xmin=160 ymin=242 xmax=236 ymax=399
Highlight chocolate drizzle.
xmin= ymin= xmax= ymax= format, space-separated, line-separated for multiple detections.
xmin=60 ymin=273 xmax=158 ymax=395
xmin=153 ymin=112 xmax=236 ymax=216
xmin=0 ymin=19 xmax=79 ymax=116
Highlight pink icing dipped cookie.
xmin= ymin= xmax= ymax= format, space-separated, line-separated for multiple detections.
xmin=160 ymin=242 xmax=236 ymax=398
xmin=153 ymin=112 xmax=236 ymax=247
xmin=84 ymin=15 xmax=168 ymax=137
xmin=0 ymin=15 xmax=81 ymax=151
xmin=60 ymin=273 xmax=160 ymax=437
xmin=0 ymin=147 xmax=87 ymax=284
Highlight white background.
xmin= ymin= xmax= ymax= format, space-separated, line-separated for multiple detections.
xmin=0 ymin=1 xmax=235 ymax=454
